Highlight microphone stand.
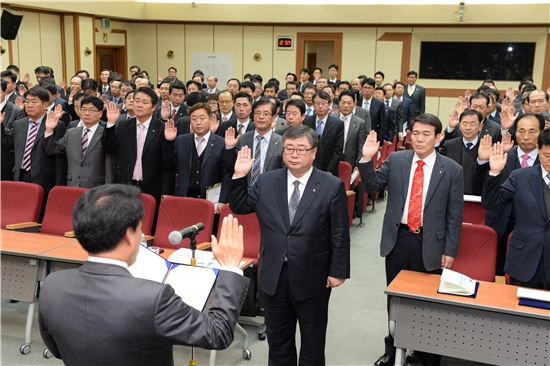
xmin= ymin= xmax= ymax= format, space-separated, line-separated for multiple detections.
xmin=188 ymin=231 xmax=198 ymax=366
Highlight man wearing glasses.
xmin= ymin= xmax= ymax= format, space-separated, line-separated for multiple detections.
xmin=229 ymin=125 xmax=350 ymax=366
xmin=43 ymin=96 xmax=112 ymax=188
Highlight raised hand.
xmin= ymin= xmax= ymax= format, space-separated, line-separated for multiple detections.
xmin=209 ymin=116 xmax=220 ymax=133
xmin=0 ymin=112 xmax=5 ymax=125
xmin=100 ymin=94 xmax=109 ymax=104
xmin=59 ymin=79 xmax=67 ymax=90
xmin=234 ymin=145 xmax=253 ymax=178
xmin=15 ymin=97 xmax=23 ymax=108
xmin=477 ymin=134 xmax=492 ymax=161
xmin=160 ymin=100 xmax=171 ymax=120
xmin=210 ymin=215 xmax=244 ymax=268
xmin=505 ymin=87 xmax=515 ymax=101
xmin=500 ymin=131 xmax=514 ymax=152
xmin=164 ymin=119 xmax=177 ymax=141
xmin=45 ymin=110 xmax=60 ymax=133
xmin=488 ymin=142 xmax=507 ymax=175
xmin=225 ymin=126 xmax=239 ymax=149
xmin=448 ymin=110 xmax=459 ymax=129
xmin=17 ymin=84 xmax=27 ymax=96
xmin=464 ymin=89 xmax=472 ymax=100
xmin=22 ymin=73 xmax=30 ymax=83
xmin=361 ymin=130 xmax=379 ymax=162
xmin=500 ymin=100 xmax=516 ymax=131
xmin=53 ymin=104 xmax=65 ymax=120
xmin=106 ymin=101 xmax=121 ymax=124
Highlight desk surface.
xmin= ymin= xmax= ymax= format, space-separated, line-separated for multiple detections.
xmin=1 ymin=230 xmax=77 ymax=257
xmin=160 ymin=248 xmax=255 ymax=270
xmin=386 ymin=270 xmax=550 ymax=320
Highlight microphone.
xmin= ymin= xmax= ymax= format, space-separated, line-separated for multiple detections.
xmin=168 ymin=223 xmax=205 ymax=245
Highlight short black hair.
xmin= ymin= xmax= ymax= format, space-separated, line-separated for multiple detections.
xmin=227 ymin=78 xmax=240 ymax=85
xmin=80 ymin=96 xmax=104 ymax=111
xmin=361 ymin=77 xmax=375 ymax=88
xmin=135 ymin=86 xmax=159 ymax=105
xmin=410 ymin=113 xmax=443 ymax=135
xmin=1 ymin=80 xmax=7 ymax=92
xmin=285 ymin=72 xmax=297 ymax=81
xmin=168 ymin=66 xmax=177 ymax=73
xmin=121 ymin=80 xmax=136 ymax=90
xmin=514 ymin=113 xmax=545 ymax=132
xmin=1 ymin=70 xmax=17 ymax=83
xmin=239 ymin=81 xmax=256 ymax=92
xmin=73 ymin=184 xmax=143 ymax=254
xmin=286 ymin=81 xmax=299 ymax=89
xmin=25 ymin=86 xmax=50 ymax=103
xmin=394 ymin=81 xmax=406 ymax=89
xmin=313 ymin=91 xmax=331 ymax=103
xmin=234 ymin=91 xmax=253 ymax=105
xmin=407 ymin=70 xmax=418 ymax=78
xmin=339 ymin=90 xmax=357 ymax=102
xmin=186 ymin=91 xmax=205 ymax=107
xmin=252 ymin=97 xmax=277 ymax=116
xmin=289 ymin=91 xmax=304 ymax=99
xmin=538 ymin=127 xmax=550 ymax=149
xmin=302 ymin=83 xmax=316 ymax=93
xmin=338 ymin=81 xmax=351 ymax=89
xmin=7 ymin=64 xmax=19 ymax=73
xmin=264 ymin=81 xmax=279 ymax=93
xmin=459 ymin=109 xmax=482 ymax=123
xmin=285 ymin=98 xmax=306 ymax=115
xmin=169 ymin=81 xmax=186 ymax=94
xmin=186 ymin=80 xmax=202 ymax=91
xmin=374 ymin=71 xmax=385 ymax=79
xmin=300 ymin=68 xmax=310 ymax=74
xmin=283 ymin=125 xmax=319 ymax=149
xmin=82 ymin=78 xmax=98 ymax=91
xmin=314 ymin=67 xmax=323 ymax=74
xmin=478 ymin=85 xmax=500 ymax=102
xmin=249 ymin=74 xmax=263 ymax=85
xmin=74 ymin=92 xmax=86 ymax=103
xmin=39 ymin=77 xmax=58 ymax=95
xmin=129 ymin=65 xmax=141 ymax=72
xmin=374 ymin=86 xmax=385 ymax=95
xmin=76 ymin=69 xmax=90 ymax=78
xmin=189 ymin=102 xmax=212 ymax=117
xmin=328 ymin=64 xmax=339 ymax=71
xmin=34 ymin=66 xmax=51 ymax=75
xmin=469 ymin=92 xmax=490 ymax=106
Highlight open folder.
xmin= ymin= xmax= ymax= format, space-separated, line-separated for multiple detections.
xmin=128 ymin=245 xmax=219 ymax=311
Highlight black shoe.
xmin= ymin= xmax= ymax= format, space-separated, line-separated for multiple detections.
xmin=406 ymin=352 xmax=419 ymax=364
xmin=374 ymin=353 xmax=395 ymax=366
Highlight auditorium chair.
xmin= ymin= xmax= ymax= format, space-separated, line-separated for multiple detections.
xmin=153 ymin=196 xmax=214 ymax=249
xmin=463 ymin=201 xmax=486 ymax=225
xmin=452 ymin=223 xmax=497 ymax=282
xmin=1 ymin=181 xmax=43 ymax=229
xmin=139 ymin=193 xmax=156 ymax=236
xmin=338 ymin=161 xmax=358 ymax=226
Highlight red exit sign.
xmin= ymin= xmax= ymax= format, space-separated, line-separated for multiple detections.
xmin=276 ymin=36 xmax=293 ymax=50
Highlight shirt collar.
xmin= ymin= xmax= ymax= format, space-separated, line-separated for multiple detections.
xmin=82 ymin=122 xmax=100 ymax=134
xmin=462 ymin=135 xmax=479 ymax=147
xmin=195 ymin=131 xmax=211 ymax=142
xmin=517 ymin=146 xmax=538 ymax=160
xmin=222 ymin=110 xmax=233 ymax=119
xmin=412 ymin=149 xmax=437 ymax=168
xmin=87 ymin=256 xmax=128 ymax=269
xmin=542 ymin=165 xmax=550 ymax=181
xmin=137 ymin=116 xmax=152 ymax=129
xmin=316 ymin=114 xmax=328 ymax=124
xmin=237 ymin=118 xmax=250 ymax=125
xmin=287 ymin=166 xmax=314 ymax=187
xmin=0 ymin=98 xmax=7 ymax=111
xmin=254 ymin=128 xmax=272 ymax=140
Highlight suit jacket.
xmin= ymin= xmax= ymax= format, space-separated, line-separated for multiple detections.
xmin=1 ymin=116 xmax=67 ymax=194
xmin=164 ymin=133 xmax=230 ymax=202
xmin=445 ymin=117 xmax=501 ymax=142
xmin=405 ymin=84 xmax=426 ymax=117
xmin=217 ymin=117 xmax=254 ymax=138
xmin=39 ymin=262 xmax=249 ymax=366
xmin=440 ymin=137 xmax=483 ymax=195
xmin=393 ymin=98 xmax=413 ymax=134
xmin=102 ymin=117 xmax=170 ymax=201
xmin=230 ymin=168 xmax=350 ymax=300
xmin=1 ymin=101 xmax=25 ymax=180
xmin=43 ymin=124 xmax=113 ymax=188
xmin=357 ymin=97 xmax=386 ymax=142
xmin=478 ymin=145 xmax=539 ymax=240
xmin=482 ymin=166 xmax=550 ymax=283
xmin=304 ymin=115 xmax=344 ymax=176
xmin=332 ymin=113 xmax=367 ymax=168
xmin=153 ymin=104 xmax=188 ymax=121
xmin=353 ymin=106 xmax=372 ymax=133
xmin=359 ymin=150 xmax=464 ymax=271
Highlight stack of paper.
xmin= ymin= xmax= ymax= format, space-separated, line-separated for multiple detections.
xmin=438 ymin=268 xmax=477 ymax=297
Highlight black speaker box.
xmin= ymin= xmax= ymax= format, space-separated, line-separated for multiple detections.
xmin=1 ymin=10 xmax=23 ymax=40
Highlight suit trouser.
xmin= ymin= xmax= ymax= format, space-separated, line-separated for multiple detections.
xmin=263 ymin=263 xmax=331 ymax=366
xmin=510 ymin=252 xmax=550 ymax=290
xmin=384 ymin=226 xmax=442 ymax=366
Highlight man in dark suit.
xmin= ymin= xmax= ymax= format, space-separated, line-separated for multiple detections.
xmin=230 ymin=125 xmax=350 ymax=365
xmin=440 ymin=109 xmax=484 ymax=195
xmin=39 ymin=184 xmax=250 ymax=366
xmin=392 ymin=81 xmax=413 ymax=136
xmin=482 ymin=128 xmax=550 ymax=290
xmin=477 ymin=113 xmax=543 ymax=275
xmin=163 ymin=102 xmax=230 ymax=203
xmin=217 ymin=90 xmax=236 ymax=132
xmin=304 ymin=91 xmax=344 ymax=176
xmin=224 ymin=97 xmax=283 ymax=184
xmin=43 ymin=96 xmax=112 ymax=188
xmin=359 ymin=114 xmax=463 ymax=366
xmin=335 ymin=90 xmax=367 ymax=168
xmin=1 ymin=70 xmax=18 ymax=104
xmin=375 ymin=87 xmax=397 ymax=143
xmin=102 ymin=87 xmax=171 ymax=202
xmin=1 ymin=86 xmax=66 ymax=204
xmin=327 ymin=64 xmax=340 ymax=85
xmin=445 ymin=93 xmax=501 ymax=142
xmin=357 ymin=78 xmax=386 ymax=143
xmin=1 ymin=80 xmax=25 ymax=180
xmin=405 ymin=70 xmax=425 ymax=118
xmin=218 ymin=92 xmax=254 ymax=137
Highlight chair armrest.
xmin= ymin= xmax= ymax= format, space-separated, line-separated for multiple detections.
xmin=64 ymin=231 xmax=75 ymax=238
xmin=144 ymin=235 xmax=155 ymax=246
xmin=5 ymin=222 xmax=41 ymax=231
xmin=197 ymin=242 xmax=212 ymax=250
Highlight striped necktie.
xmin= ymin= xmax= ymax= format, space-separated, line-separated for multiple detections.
xmin=22 ymin=120 xmax=38 ymax=171
xmin=82 ymin=128 xmax=90 ymax=156
xmin=251 ymin=135 xmax=263 ymax=185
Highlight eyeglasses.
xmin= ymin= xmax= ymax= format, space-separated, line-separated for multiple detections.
xmin=283 ymin=146 xmax=315 ymax=156
xmin=253 ymin=111 xmax=272 ymax=118
xmin=219 ymin=100 xmax=232 ymax=104
xmin=80 ymin=108 xmax=100 ymax=114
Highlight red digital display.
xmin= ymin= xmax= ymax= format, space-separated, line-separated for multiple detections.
xmin=277 ymin=37 xmax=293 ymax=48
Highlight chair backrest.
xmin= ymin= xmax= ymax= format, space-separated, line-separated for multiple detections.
xmin=463 ymin=201 xmax=486 ymax=225
xmin=387 ymin=136 xmax=397 ymax=154
xmin=140 ymin=193 xmax=156 ymax=236
xmin=218 ymin=204 xmax=261 ymax=265
xmin=41 ymin=186 xmax=89 ymax=236
xmin=338 ymin=161 xmax=353 ymax=191
xmin=505 ymin=231 xmax=513 ymax=285
xmin=154 ymin=196 xmax=215 ymax=248
xmin=376 ymin=140 xmax=390 ymax=168
xmin=1 ymin=181 xmax=44 ymax=228
xmin=452 ymin=223 xmax=497 ymax=282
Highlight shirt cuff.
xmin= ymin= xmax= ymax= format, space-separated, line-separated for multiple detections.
xmin=219 ymin=266 xmax=243 ymax=276
xmin=44 ymin=131 xmax=54 ymax=138
xmin=477 ymin=159 xmax=488 ymax=165
xmin=107 ymin=122 xmax=116 ymax=128
xmin=446 ymin=126 xmax=455 ymax=133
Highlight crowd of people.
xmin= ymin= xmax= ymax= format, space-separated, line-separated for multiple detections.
xmin=2 ymin=62 xmax=550 ymax=366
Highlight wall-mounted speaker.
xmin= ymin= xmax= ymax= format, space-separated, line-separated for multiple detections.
xmin=1 ymin=10 xmax=23 ymax=40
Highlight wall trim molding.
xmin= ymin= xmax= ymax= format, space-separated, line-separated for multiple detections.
xmin=378 ymin=32 xmax=412 ymax=82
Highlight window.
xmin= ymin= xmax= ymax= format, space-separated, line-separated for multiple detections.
xmin=419 ymin=42 xmax=535 ymax=81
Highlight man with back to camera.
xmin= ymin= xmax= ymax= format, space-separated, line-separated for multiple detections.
xmin=39 ymin=184 xmax=249 ymax=366
xmin=359 ymin=113 xmax=463 ymax=366
xmin=230 ymin=125 xmax=350 ymax=366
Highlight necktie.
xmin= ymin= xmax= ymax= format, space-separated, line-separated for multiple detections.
xmin=546 ymin=173 xmax=550 ymax=188
xmin=385 ymin=100 xmax=390 ymax=109
xmin=407 ymin=160 xmax=425 ymax=232
xmin=22 ymin=120 xmax=38 ymax=171
xmin=133 ymin=123 xmax=146 ymax=180
xmin=521 ymin=154 xmax=530 ymax=168
xmin=171 ymin=108 xmax=176 ymax=121
xmin=365 ymin=101 xmax=370 ymax=112
xmin=288 ymin=180 xmax=301 ymax=224
xmin=237 ymin=123 xmax=243 ymax=135
xmin=196 ymin=136 xmax=205 ymax=156
xmin=222 ymin=116 xmax=228 ymax=122
xmin=307 ymin=107 xmax=313 ymax=116
xmin=82 ymin=128 xmax=90 ymax=156
xmin=466 ymin=142 xmax=473 ymax=150
xmin=251 ymin=135 xmax=263 ymax=185
xmin=316 ymin=120 xmax=324 ymax=137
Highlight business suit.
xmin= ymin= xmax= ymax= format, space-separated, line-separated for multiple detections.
xmin=230 ymin=167 xmax=350 ymax=365
xmin=392 ymin=98 xmax=413 ymax=134
xmin=1 ymin=101 xmax=25 ymax=180
xmin=405 ymin=84 xmax=426 ymax=117
xmin=445 ymin=117 xmax=501 ymax=142
xmin=357 ymin=96 xmax=386 ymax=142
xmin=359 ymin=150 xmax=463 ymax=364
xmin=43 ymin=124 xmax=112 ymax=188
xmin=304 ymin=115 xmax=344 ymax=176
xmin=39 ymin=261 xmax=249 ymax=366
xmin=164 ymin=133 xmax=230 ymax=202
xmin=440 ymin=137 xmax=483 ymax=195
xmin=482 ymin=165 xmax=550 ymax=289
xmin=102 ymin=117 xmax=170 ymax=202
xmin=353 ymin=106 xmax=372 ymax=133
xmin=218 ymin=118 xmax=254 ymax=138
xmin=333 ymin=113 xmax=367 ymax=168
xmin=153 ymin=104 xmax=188 ymax=121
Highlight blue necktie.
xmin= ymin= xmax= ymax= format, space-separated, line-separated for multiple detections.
xmin=316 ymin=120 xmax=324 ymax=137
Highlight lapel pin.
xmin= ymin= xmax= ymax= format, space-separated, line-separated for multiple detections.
xmin=313 ymin=188 xmax=316 ymax=192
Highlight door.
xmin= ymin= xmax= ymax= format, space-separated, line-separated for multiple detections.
xmin=95 ymin=46 xmax=127 ymax=79
xmin=296 ymin=33 xmax=342 ymax=78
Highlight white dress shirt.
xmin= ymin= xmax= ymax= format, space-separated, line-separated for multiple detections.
xmin=401 ymin=150 xmax=437 ymax=225
xmin=136 ymin=117 xmax=152 ymax=139
xmin=340 ymin=113 xmax=351 ymax=148
xmin=287 ymin=166 xmax=313 ymax=204
xmin=253 ymin=129 xmax=272 ymax=173
xmin=517 ymin=146 xmax=538 ymax=167
xmin=408 ymin=84 xmax=416 ymax=96
xmin=195 ymin=131 xmax=210 ymax=156
xmin=362 ymin=97 xmax=372 ymax=112
xmin=221 ymin=110 xmax=233 ymax=122
xmin=88 ymin=256 xmax=128 ymax=269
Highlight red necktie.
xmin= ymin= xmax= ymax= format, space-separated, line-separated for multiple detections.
xmin=407 ymin=160 xmax=425 ymax=232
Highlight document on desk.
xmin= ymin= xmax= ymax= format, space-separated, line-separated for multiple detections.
xmin=128 ymin=244 xmax=169 ymax=283
xmin=168 ymin=248 xmax=247 ymax=268
xmin=438 ymin=268 xmax=477 ymax=297
xmin=517 ymin=287 xmax=550 ymax=309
